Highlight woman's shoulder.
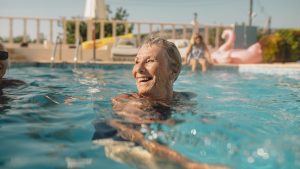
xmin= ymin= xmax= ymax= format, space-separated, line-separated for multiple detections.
xmin=112 ymin=93 xmax=139 ymax=102
xmin=111 ymin=93 xmax=141 ymax=110
xmin=173 ymin=91 xmax=197 ymax=100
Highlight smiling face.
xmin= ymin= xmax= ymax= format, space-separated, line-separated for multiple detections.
xmin=132 ymin=45 xmax=174 ymax=101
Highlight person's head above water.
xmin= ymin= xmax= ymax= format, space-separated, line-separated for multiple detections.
xmin=0 ymin=43 xmax=8 ymax=79
xmin=132 ymin=37 xmax=182 ymax=102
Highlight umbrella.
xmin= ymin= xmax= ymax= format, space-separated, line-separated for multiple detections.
xmin=84 ymin=0 xmax=107 ymax=61
xmin=84 ymin=0 xmax=106 ymax=20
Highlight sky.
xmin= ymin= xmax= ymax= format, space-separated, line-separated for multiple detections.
xmin=1 ymin=0 xmax=300 ymax=38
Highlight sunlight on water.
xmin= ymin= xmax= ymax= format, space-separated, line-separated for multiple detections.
xmin=0 ymin=64 xmax=299 ymax=169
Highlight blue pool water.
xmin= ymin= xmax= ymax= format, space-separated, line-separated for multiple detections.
xmin=1 ymin=64 xmax=299 ymax=169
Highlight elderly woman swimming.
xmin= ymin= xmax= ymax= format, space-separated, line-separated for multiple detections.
xmin=94 ymin=37 xmax=228 ymax=169
xmin=0 ymin=43 xmax=25 ymax=92
xmin=114 ymin=37 xmax=181 ymax=103
xmin=0 ymin=45 xmax=9 ymax=80
xmin=110 ymin=37 xmax=191 ymax=125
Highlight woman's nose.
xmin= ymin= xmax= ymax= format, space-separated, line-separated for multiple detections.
xmin=135 ymin=63 xmax=145 ymax=73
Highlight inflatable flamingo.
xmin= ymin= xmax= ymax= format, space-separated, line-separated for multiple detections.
xmin=228 ymin=43 xmax=262 ymax=64
xmin=218 ymin=29 xmax=235 ymax=51
xmin=211 ymin=29 xmax=262 ymax=64
xmin=211 ymin=30 xmax=235 ymax=64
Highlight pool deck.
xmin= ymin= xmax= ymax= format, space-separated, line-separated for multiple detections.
xmin=237 ymin=63 xmax=300 ymax=75
xmin=5 ymin=43 xmax=300 ymax=71
xmin=237 ymin=63 xmax=300 ymax=69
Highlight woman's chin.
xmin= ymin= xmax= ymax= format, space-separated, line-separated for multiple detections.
xmin=137 ymin=89 xmax=153 ymax=97
xmin=137 ymin=83 xmax=155 ymax=96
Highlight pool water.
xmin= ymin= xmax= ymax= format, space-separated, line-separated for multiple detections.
xmin=1 ymin=64 xmax=299 ymax=169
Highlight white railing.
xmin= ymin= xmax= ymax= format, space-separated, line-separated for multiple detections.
xmin=0 ymin=16 xmax=231 ymax=48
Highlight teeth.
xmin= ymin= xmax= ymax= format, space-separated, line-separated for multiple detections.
xmin=139 ymin=77 xmax=151 ymax=82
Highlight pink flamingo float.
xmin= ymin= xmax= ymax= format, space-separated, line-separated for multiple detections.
xmin=211 ymin=29 xmax=262 ymax=64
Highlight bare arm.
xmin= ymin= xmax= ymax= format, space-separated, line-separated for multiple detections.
xmin=108 ymin=94 xmax=229 ymax=169
xmin=109 ymin=120 xmax=229 ymax=169
xmin=183 ymin=44 xmax=193 ymax=64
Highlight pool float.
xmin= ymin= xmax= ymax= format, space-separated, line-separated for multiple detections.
xmin=82 ymin=33 xmax=133 ymax=49
xmin=218 ymin=29 xmax=235 ymax=52
xmin=211 ymin=29 xmax=262 ymax=64
xmin=226 ymin=42 xmax=262 ymax=64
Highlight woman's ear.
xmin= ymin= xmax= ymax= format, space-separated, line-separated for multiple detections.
xmin=169 ymin=70 xmax=177 ymax=82
xmin=0 ymin=62 xmax=6 ymax=78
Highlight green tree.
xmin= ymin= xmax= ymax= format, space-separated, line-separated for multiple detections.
xmin=13 ymin=35 xmax=24 ymax=43
xmin=105 ymin=7 xmax=133 ymax=37
xmin=13 ymin=35 xmax=34 ymax=43
xmin=66 ymin=6 xmax=133 ymax=44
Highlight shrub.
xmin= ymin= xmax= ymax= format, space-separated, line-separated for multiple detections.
xmin=259 ymin=29 xmax=300 ymax=63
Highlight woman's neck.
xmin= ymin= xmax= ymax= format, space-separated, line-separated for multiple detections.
xmin=139 ymin=91 xmax=173 ymax=104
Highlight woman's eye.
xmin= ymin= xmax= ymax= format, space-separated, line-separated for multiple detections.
xmin=146 ymin=59 xmax=154 ymax=63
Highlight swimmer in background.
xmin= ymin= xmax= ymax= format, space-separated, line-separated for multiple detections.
xmin=184 ymin=33 xmax=212 ymax=72
xmin=94 ymin=37 xmax=229 ymax=169
xmin=0 ymin=43 xmax=25 ymax=94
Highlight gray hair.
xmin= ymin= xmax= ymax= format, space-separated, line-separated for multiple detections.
xmin=142 ymin=37 xmax=182 ymax=81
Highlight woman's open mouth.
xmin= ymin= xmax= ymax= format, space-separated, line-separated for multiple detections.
xmin=137 ymin=76 xmax=153 ymax=84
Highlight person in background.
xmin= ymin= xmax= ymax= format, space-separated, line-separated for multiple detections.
xmin=0 ymin=43 xmax=25 ymax=93
xmin=93 ymin=37 xmax=228 ymax=169
xmin=184 ymin=33 xmax=212 ymax=72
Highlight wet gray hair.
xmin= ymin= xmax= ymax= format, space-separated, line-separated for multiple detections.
xmin=142 ymin=37 xmax=182 ymax=81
